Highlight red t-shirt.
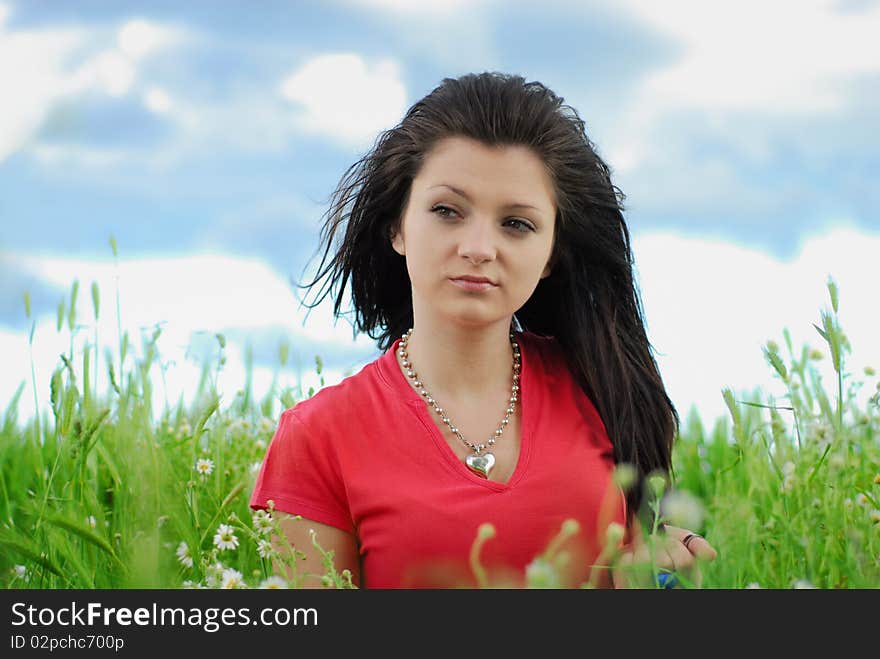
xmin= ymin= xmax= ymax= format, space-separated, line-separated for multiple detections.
xmin=249 ymin=330 xmax=626 ymax=588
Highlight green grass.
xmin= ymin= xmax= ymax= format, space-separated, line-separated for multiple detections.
xmin=2 ymin=260 xmax=878 ymax=589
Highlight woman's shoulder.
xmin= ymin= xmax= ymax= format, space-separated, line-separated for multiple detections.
xmin=282 ymin=353 xmax=385 ymax=427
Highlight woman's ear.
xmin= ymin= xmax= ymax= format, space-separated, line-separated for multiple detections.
xmin=390 ymin=223 xmax=405 ymax=256
xmin=540 ymin=251 xmax=555 ymax=279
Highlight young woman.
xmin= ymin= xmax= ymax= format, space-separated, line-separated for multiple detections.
xmin=250 ymin=71 xmax=716 ymax=588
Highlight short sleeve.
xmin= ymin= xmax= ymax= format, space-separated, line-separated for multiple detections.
xmin=249 ymin=408 xmax=354 ymax=534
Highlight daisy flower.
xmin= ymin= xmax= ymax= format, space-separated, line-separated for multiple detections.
xmin=86 ymin=516 xmax=97 ymax=529
xmin=195 ymin=458 xmax=214 ymax=477
xmin=257 ymin=539 xmax=274 ymax=559
xmin=213 ymin=524 xmax=239 ymax=551
xmin=252 ymin=509 xmax=274 ymax=535
xmin=221 ymin=568 xmax=245 ymax=589
xmin=259 ymin=576 xmax=288 ymax=589
xmin=793 ymin=579 xmax=816 ymax=589
xmin=205 ymin=562 xmax=226 ymax=588
xmin=176 ymin=541 xmax=194 ymax=568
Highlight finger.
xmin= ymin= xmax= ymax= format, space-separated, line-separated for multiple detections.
xmin=630 ymin=542 xmax=672 ymax=571
xmin=654 ymin=544 xmax=678 ymax=573
xmin=674 ymin=562 xmax=703 ymax=589
xmin=685 ymin=536 xmax=718 ymax=561
xmin=691 ymin=563 xmax=703 ymax=589
xmin=664 ymin=525 xmax=718 ymax=562
xmin=666 ymin=540 xmax=695 ymax=572
xmin=661 ymin=539 xmax=704 ymax=588
xmin=614 ymin=549 xmax=657 ymax=588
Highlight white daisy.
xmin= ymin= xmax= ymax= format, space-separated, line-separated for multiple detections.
xmin=176 ymin=541 xmax=194 ymax=568
xmin=793 ymin=579 xmax=816 ymax=589
xmin=257 ymin=539 xmax=274 ymax=559
xmin=195 ymin=458 xmax=214 ymax=477
xmin=221 ymin=568 xmax=245 ymax=589
xmin=252 ymin=509 xmax=274 ymax=535
xmin=13 ymin=565 xmax=29 ymax=582
xmin=259 ymin=576 xmax=288 ymax=589
xmin=86 ymin=515 xmax=97 ymax=529
xmin=228 ymin=418 xmax=248 ymax=435
xmin=213 ymin=524 xmax=239 ymax=551
xmin=205 ymin=562 xmax=226 ymax=588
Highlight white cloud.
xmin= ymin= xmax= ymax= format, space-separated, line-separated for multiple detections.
xmin=0 ymin=251 xmax=377 ymax=423
xmin=70 ymin=50 xmax=136 ymax=96
xmin=118 ymin=18 xmax=180 ymax=60
xmin=0 ymin=14 xmax=182 ymax=162
xmin=633 ymin=224 xmax=880 ymax=424
xmin=144 ymin=86 xmax=173 ymax=113
xmin=30 ymin=144 xmax=129 ymax=167
xmin=606 ymin=0 xmax=880 ymax=173
xmin=622 ymin=0 xmax=880 ymax=115
xmin=346 ymin=0 xmax=490 ymax=15
xmin=0 ymin=10 xmax=87 ymax=161
xmin=3 ymin=228 xmax=879 ymax=429
xmin=280 ymin=53 xmax=408 ymax=148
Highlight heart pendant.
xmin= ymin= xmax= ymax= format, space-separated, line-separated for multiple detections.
xmin=465 ymin=452 xmax=495 ymax=479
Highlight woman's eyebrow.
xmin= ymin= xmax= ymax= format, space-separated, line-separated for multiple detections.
xmin=427 ymin=183 xmax=541 ymax=212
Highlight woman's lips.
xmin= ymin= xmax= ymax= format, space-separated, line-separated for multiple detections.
xmin=449 ymin=278 xmax=496 ymax=292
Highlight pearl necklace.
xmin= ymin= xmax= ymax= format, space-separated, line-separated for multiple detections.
xmin=397 ymin=328 xmax=520 ymax=479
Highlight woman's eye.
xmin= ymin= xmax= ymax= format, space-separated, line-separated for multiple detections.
xmin=431 ymin=204 xmax=458 ymax=218
xmin=506 ymin=219 xmax=534 ymax=233
xmin=431 ymin=205 xmax=534 ymax=233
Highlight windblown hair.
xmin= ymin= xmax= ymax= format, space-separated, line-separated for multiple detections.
xmin=296 ymin=71 xmax=679 ymax=521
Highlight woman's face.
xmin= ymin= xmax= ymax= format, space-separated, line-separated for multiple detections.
xmin=391 ymin=135 xmax=556 ymax=328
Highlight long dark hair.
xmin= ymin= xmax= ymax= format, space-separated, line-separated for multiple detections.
xmin=296 ymin=71 xmax=679 ymax=521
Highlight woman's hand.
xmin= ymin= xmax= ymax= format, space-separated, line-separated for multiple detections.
xmin=612 ymin=524 xmax=718 ymax=589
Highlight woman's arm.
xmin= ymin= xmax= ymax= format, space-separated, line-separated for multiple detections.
xmin=271 ymin=516 xmax=361 ymax=588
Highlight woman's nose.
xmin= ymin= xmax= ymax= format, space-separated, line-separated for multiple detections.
xmin=457 ymin=218 xmax=497 ymax=263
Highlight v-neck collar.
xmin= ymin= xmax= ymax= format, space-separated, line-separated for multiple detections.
xmin=376 ymin=330 xmax=536 ymax=490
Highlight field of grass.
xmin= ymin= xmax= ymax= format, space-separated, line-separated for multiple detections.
xmin=2 ymin=268 xmax=877 ymax=589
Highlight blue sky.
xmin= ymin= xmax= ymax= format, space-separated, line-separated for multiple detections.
xmin=1 ymin=0 xmax=878 ymax=427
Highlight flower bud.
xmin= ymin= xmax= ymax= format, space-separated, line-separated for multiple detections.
xmin=648 ymin=474 xmax=667 ymax=500
xmin=477 ymin=522 xmax=496 ymax=541
xmin=604 ymin=522 xmax=625 ymax=550
xmin=612 ymin=463 xmax=637 ymax=492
